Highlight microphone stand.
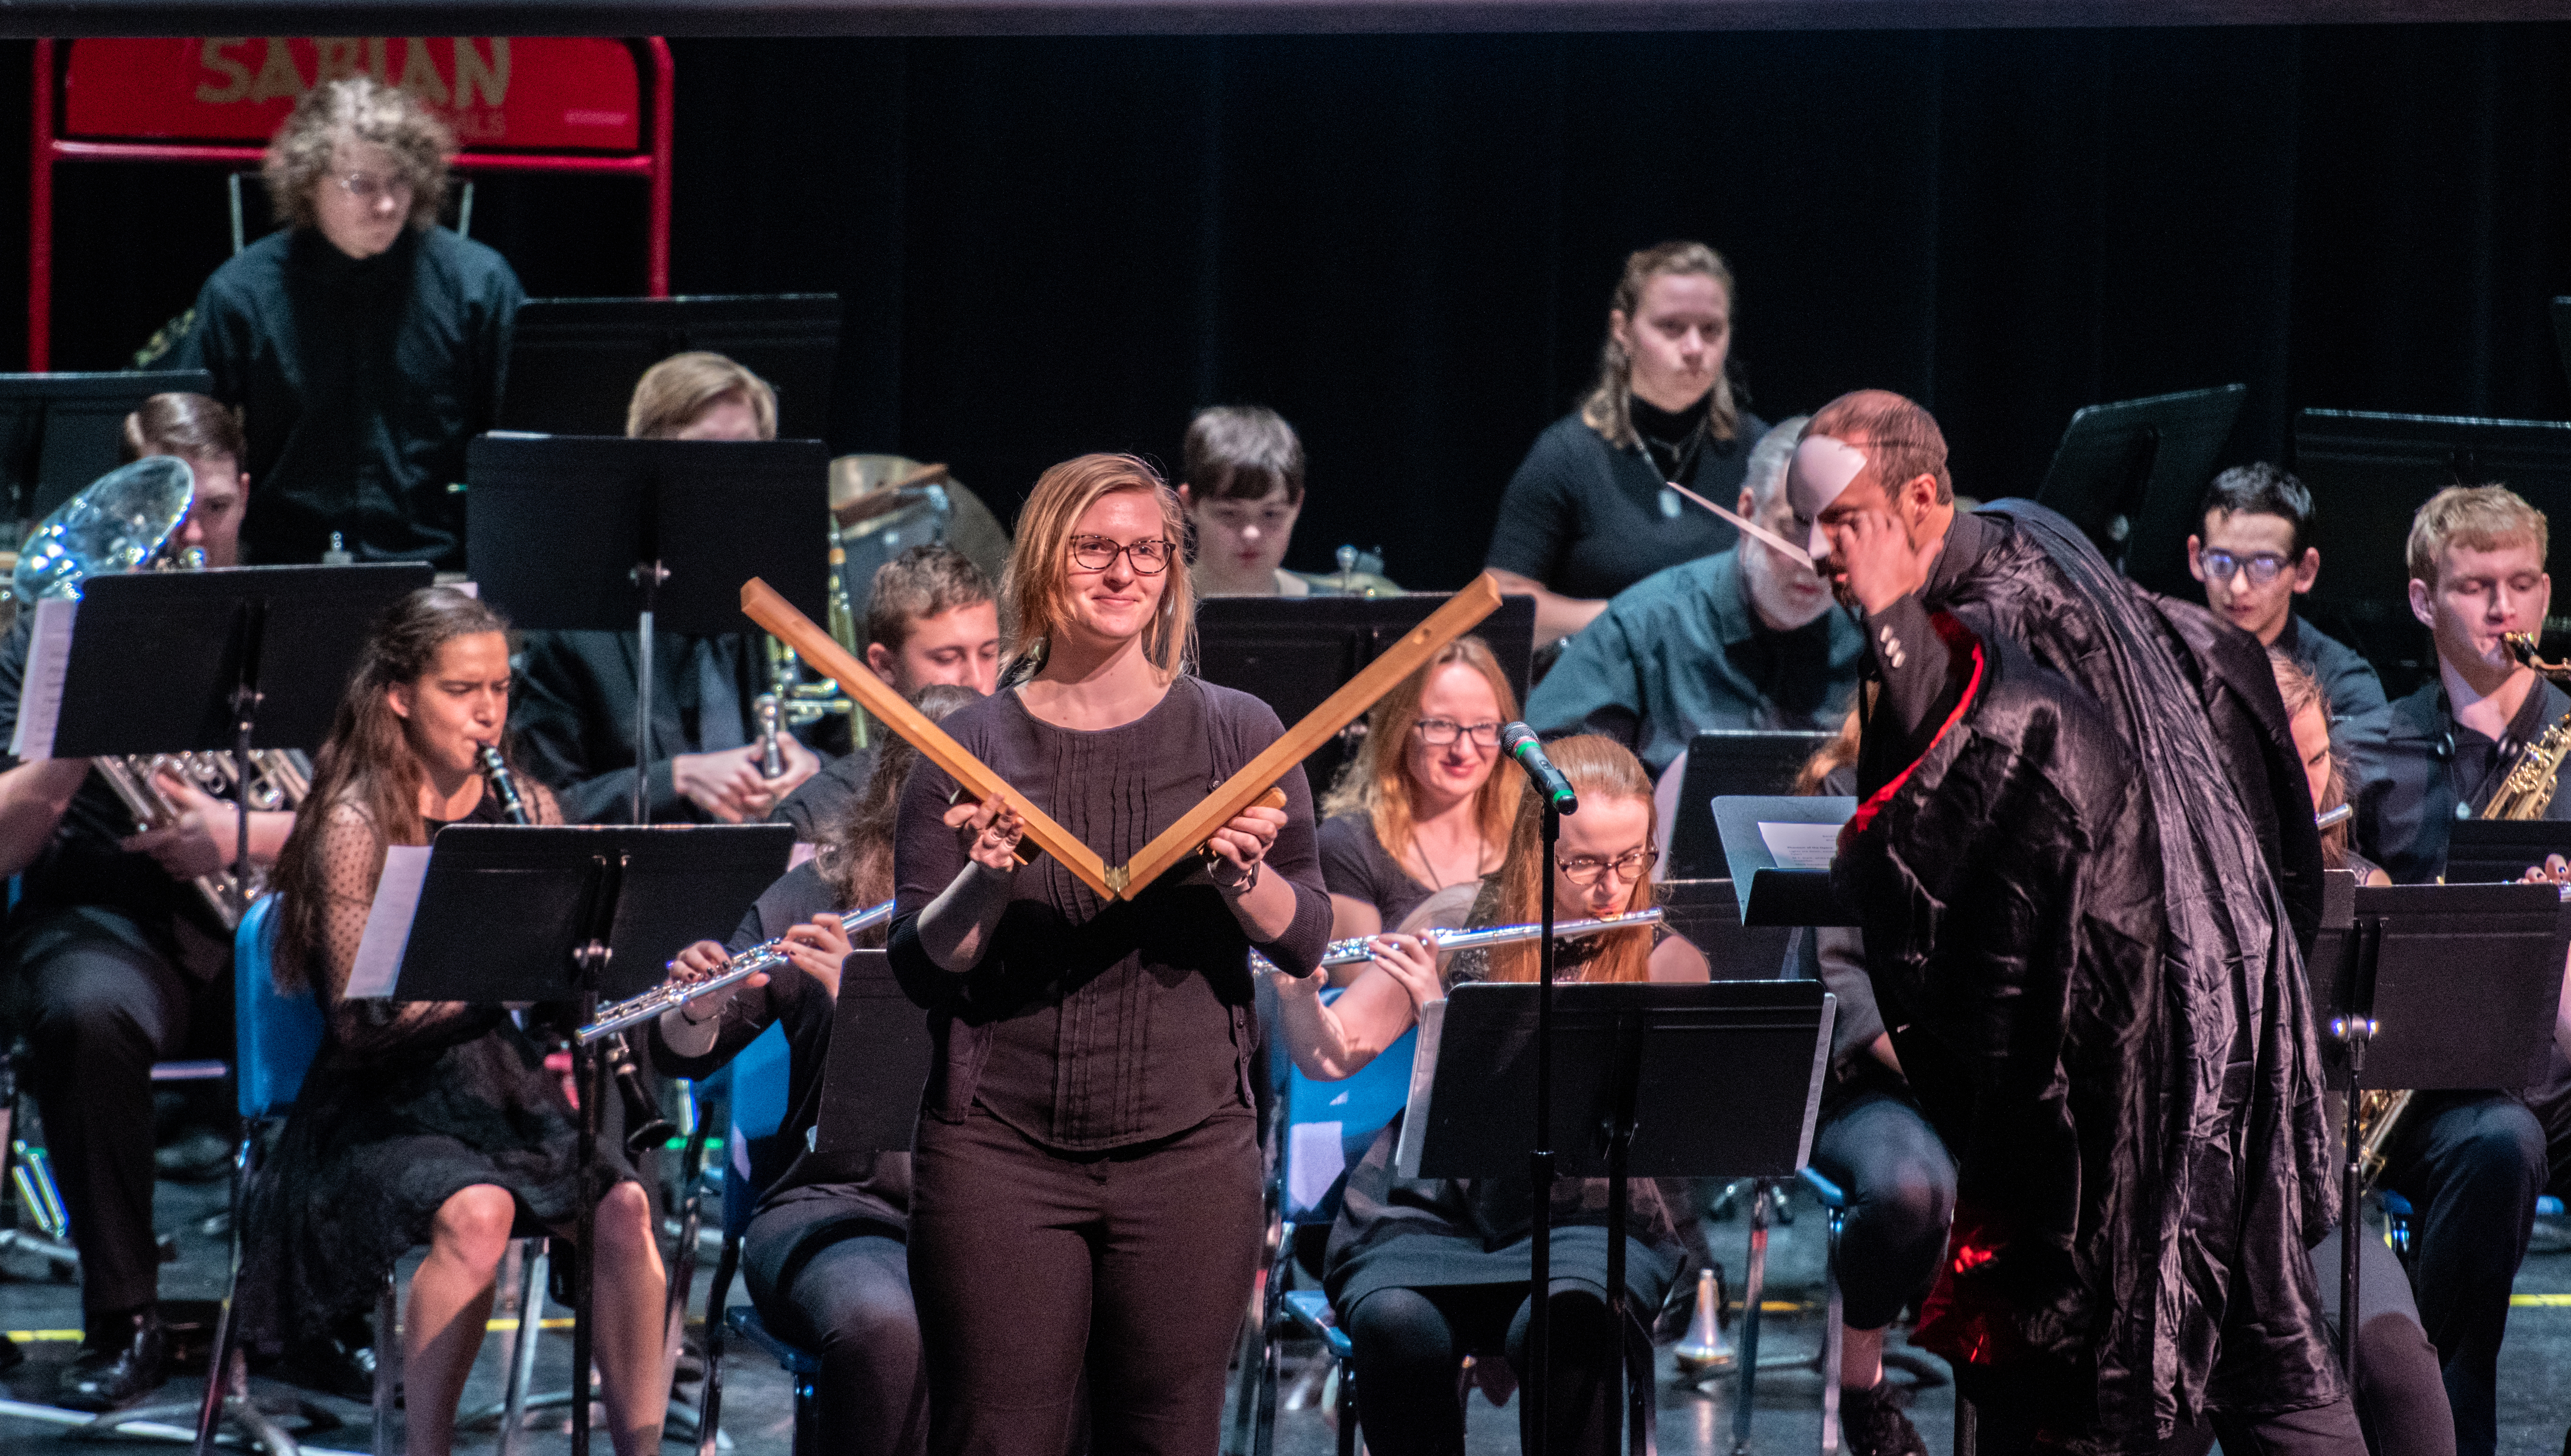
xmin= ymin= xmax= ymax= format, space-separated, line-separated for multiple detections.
xmin=1527 ymin=793 xmax=1560 ymax=1456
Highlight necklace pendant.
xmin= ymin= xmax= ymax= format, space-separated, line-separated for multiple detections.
xmin=1659 ymin=487 xmax=1682 ymax=520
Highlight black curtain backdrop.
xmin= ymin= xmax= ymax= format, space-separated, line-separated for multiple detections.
xmin=6 ymin=25 xmax=2571 ymax=591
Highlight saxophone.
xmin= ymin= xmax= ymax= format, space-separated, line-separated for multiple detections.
xmin=2354 ymin=631 xmax=2571 ymax=1184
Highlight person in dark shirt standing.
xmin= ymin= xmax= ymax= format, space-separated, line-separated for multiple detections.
xmin=173 ymin=77 xmax=521 ymax=570
xmin=1525 ymin=415 xmax=1862 ymax=780
xmin=1485 ymin=241 xmax=1770 ymax=646
xmin=2186 ymin=463 xmax=2390 ymax=778
xmin=2349 ymin=485 xmax=2556 ymax=1456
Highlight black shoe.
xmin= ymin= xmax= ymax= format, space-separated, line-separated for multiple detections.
xmin=282 ymin=1314 xmax=378 ymax=1402
xmin=57 ymin=1308 xmax=168 ymax=1412
xmin=1842 ymin=1379 xmax=1928 ymax=1456
xmin=0 ymin=1333 xmax=23 ymax=1375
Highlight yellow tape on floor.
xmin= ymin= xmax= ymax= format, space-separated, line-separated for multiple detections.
xmin=6 ymin=1317 xmax=577 ymax=1341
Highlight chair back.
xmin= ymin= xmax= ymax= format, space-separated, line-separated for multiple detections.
xmin=723 ymin=1020 xmax=795 ymax=1242
xmin=233 ymin=895 xmax=325 ymax=1120
xmin=1280 ymin=988 xmax=1417 ymax=1222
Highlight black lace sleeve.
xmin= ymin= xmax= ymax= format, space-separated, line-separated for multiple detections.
xmin=308 ymin=801 xmax=500 ymax=1056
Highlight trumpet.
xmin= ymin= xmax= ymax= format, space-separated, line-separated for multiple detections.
xmin=576 ymin=898 xmax=898 ymax=1044
xmin=95 ymin=750 xmax=310 ymax=930
xmin=1253 ymin=908 xmax=1663 ymax=976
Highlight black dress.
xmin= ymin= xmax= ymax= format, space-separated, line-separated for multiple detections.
xmin=235 ymin=790 xmax=636 ymax=1354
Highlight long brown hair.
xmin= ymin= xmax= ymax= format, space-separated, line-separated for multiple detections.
xmin=1321 ymin=636 xmax=1521 ymax=873
xmin=1578 ymin=241 xmax=1741 ymax=451
xmin=1483 ymin=735 xmax=1657 ymax=985
xmin=1002 ymin=454 xmax=1195 ymax=684
xmin=271 ymin=587 xmax=515 ymax=991
xmin=1793 ymin=709 xmax=1864 ymax=796
xmin=2269 ymin=651 xmax=2352 ymax=869
xmin=817 ymin=683 xmax=981 ymax=918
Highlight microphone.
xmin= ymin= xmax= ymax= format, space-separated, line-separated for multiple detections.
xmin=1499 ymin=722 xmax=1578 ymax=814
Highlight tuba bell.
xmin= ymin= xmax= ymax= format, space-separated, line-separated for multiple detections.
xmin=13 ymin=458 xmax=310 ymax=929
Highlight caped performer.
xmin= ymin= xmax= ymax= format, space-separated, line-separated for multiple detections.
xmin=1788 ymin=390 xmax=2359 ymax=1455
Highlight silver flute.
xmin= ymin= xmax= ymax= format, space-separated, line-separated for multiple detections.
xmin=1254 ymin=907 xmax=1663 ymax=975
xmin=576 ymin=898 xmax=898 ymax=1044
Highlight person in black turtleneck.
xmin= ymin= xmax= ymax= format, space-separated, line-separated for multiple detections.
xmin=173 ymin=77 xmax=522 ymax=571
xmin=1485 ymin=241 xmax=1769 ymax=646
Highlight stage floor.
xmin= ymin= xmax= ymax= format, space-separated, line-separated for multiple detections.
xmin=1 ymin=1174 xmax=2566 ymax=1454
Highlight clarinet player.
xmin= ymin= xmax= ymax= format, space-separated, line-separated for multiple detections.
xmin=889 ymin=453 xmax=1330 ymax=1454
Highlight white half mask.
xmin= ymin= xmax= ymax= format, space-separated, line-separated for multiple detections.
xmin=1786 ymin=434 xmax=1871 ymax=561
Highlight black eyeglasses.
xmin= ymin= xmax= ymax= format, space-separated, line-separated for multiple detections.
xmin=2201 ymin=549 xmax=2292 ymax=586
xmin=1556 ymin=845 xmax=1658 ymax=886
xmin=1413 ymin=718 xmax=1503 ymax=748
xmin=1068 ymin=535 xmax=1175 ymax=575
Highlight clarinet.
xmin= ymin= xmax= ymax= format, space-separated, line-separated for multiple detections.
xmin=477 ymin=743 xmax=533 ymax=825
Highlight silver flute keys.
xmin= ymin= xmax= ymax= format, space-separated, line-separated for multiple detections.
xmin=1253 ymin=907 xmax=1664 ymax=975
xmin=575 ymin=898 xmax=898 ymax=1044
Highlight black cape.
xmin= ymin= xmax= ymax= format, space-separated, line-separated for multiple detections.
xmin=1836 ymin=503 xmax=2341 ymax=1451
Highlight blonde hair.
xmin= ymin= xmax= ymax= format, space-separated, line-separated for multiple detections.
xmin=1003 ymin=454 xmax=1195 ymax=682
xmin=626 ymin=352 xmax=779 ymax=441
xmin=2270 ymin=651 xmax=2353 ymax=869
xmin=1793 ymin=709 xmax=1864 ymax=796
xmin=2407 ymin=483 xmax=2548 ymax=588
xmin=263 ymin=77 xmax=452 ymax=233
xmin=1579 ymin=241 xmax=1740 ymax=451
xmin=1483 ymin=735 xmax=1657 ymax=985
xmin=1321 ymin=636 xmax=1522 ymax=866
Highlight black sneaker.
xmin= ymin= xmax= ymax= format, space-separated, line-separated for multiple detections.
xmin=0 ymin=1333 xmax=23 ymax=1375
xmin=281 ymin=1313 xmax=379 ymax=1402
xmin=1842 ymin=1379 xmax=1928 ymax=1456
xmin=57 ymin=1308 xmax=169 ymax=1412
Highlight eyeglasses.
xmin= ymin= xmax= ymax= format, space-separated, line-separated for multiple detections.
xmin=334 ymin=171 xmax=415 ymax=203
xmin=1068 ymin=535 xmax=1174 ymax=575
xmin=2201 ymin=549 xmax=2292 ymax=586
xmin=1414 ymin=718 xmax=1503 ymax=748
xmin=1556 ymin=845 xmax=1658 ymax=886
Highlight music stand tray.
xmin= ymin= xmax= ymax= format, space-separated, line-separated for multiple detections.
xmin=2444 ymin=821 xmax=2571 ymax=886
xmin=0 ymin=369 xmax=215 ymax=521
xmin=497 ymin=294 xmax=842 ymax=441
xmin=2032 ymin=383 xmax=2245 ymax=594
xmin=811 ymin=948 xmax=936 ymax=1158
xmin=1710 ymin=795 xmax=1856 ymax=927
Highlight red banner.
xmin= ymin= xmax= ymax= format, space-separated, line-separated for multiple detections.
xmin=62 ymin=38 xmax=643 ymax=153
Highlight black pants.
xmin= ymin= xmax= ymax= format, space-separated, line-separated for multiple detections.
xmin=2382 ymin=1092 xmax=2544 ymax=1456
xmin=13 ymin=913 xmax=226 ymax=1324
xmin=2306 ymin=1223 xmax=2454 ymax=1456
xmin=1342 ymin=1279 xmax=1622 ymax=1456
xmin=1807 ymin=1078 xmax=1956 ymax=1335
xmin=743 ymin=1197 xmax=925 ymax=1456
xmin=1960 ymin=1364 xmax=2366 ymax=1456
xmin=908 ymin=1107 xmax=1260 ymax=1456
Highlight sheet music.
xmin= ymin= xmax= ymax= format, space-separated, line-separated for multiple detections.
xmin=9 ymin=597 xmax=77 ymax=761
xmin=1392 ymin=997 xmax=1447 ymax=1179
xmin=1757 ymin=820 xmax=1840 ymax=871
xmin=345 ymin=845 xmax=433 ymax=999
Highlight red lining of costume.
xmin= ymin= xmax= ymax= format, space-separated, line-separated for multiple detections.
xmin=1842 ymin=613 xmax=1986 ymax=847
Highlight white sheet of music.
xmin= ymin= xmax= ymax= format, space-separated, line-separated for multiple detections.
xmin=9 ymin=597 xmax=77 ymax=762
xmin=1757 ymin=820 xmax=1840 ymax=871
xmin=1392 ymin=997 xmax=1447 ymax=1179
xmin=346 ymin=845 xmax=433 ymax=999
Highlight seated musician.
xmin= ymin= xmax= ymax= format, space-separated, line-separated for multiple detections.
xmin=1177 ymin=404 xmax=1399 ymax=597
xmin=235 ymin=587 xmax=666 ymax=1456
xmin=2188 ymin=464 xmax=2390 ymax=774
xmin=1780 ymin=717 xmax=1954 ymax=1456
xmin=1315 ymin=637 xmax=1520 ymax=978
xmin=650 ymin=682 xmax=977 ymax=1456
xmin=1276 ymin=734 xmax=1705 ymax=1456
xmin=1485 ymin=242 xmax=1771 ymax=646
xmin=1525 ymin=415 xmax=1862 ymax=779
xmin=514 ymin=351 xmax=827 ymax=823
xmin=0 ymin=395 xmax=276 ymax=1408
xmin=2348 ymin=485 xmax=2553 ymax=1456
xmin=168 ymin=78 xmax=520 ymax=569
xmin=772 ymin=545 xmax=1000 ymax=841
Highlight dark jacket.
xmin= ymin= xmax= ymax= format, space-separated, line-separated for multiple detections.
xmin=2356 ymin=675 xmax=2571 ymax=884
xmin=1836 ymin=503 xmax=2341 ymax=1449
xmin=514 ymin=628 xmax=769 ymax=824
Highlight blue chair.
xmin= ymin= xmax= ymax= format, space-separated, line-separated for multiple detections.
xmin=693 ymin=1022 xmax=819 ymax=1456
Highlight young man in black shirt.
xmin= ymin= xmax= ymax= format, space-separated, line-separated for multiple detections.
xmin=2350 ymin=484 xmax=2559 ymax=1456
xmin=171 ymin=77 xmax=520 ymax=570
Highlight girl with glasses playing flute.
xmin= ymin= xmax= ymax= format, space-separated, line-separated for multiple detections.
xmin=1275 ymin=733 xmax=1706 ymax=1456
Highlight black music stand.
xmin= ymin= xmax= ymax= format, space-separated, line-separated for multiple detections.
xmin=812 ymin=949 xmax=937 ymax=1157
xmin=465 ymin=434 xmax=831 ymax=823
xmin=1663 ymin=731 xmax=1839 ymax=880
xmin=350 ymin=822 xmax=793 ymax=1456
xmin=1194 ymin=593 xmax=1537 ymax=792
xmin=2445 ymin=821 xmax=2571 ymax=884
xmin=2309 ymin=876 xmax=2567 ymax=1381
xmin=12 ymin=564 xmax=433 ymax=912
xmin=0 ymin=369 xmax=214 ymax=521
xmin=2549 ymin=296 xmax=2571 ymax=399
xmin=2032 ymin=384 xmax=2245 ymax=594
xmin=1394 ymin=980 xmax=1835 ymax=1456
xmin=1711 ymin=795 xmax=1859 ymax=928
xmin=498 ymin=295 xmax=843 ymax=441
